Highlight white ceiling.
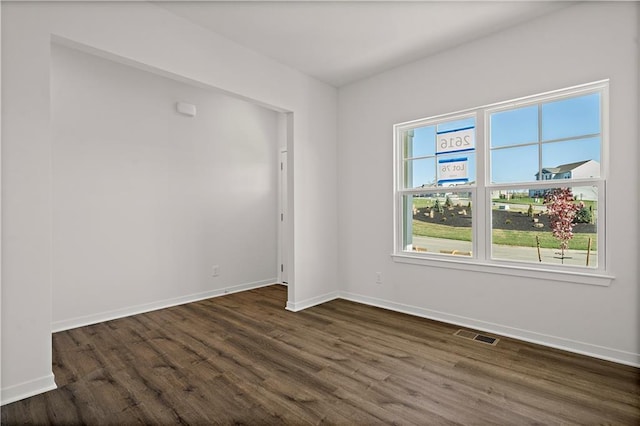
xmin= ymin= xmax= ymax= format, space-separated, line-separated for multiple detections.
xmin=158 ymin=1 xmax=572 ymax=87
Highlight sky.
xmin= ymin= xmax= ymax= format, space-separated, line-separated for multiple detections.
xmin=405 ymin=92 xmax=601 ymax=187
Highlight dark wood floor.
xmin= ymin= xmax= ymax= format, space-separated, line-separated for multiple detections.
xmin=2 ymin=285 xmax=639 ymax=425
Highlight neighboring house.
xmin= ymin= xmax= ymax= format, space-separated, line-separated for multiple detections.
xmin=530 ymin=160 xmax=600 ymax=200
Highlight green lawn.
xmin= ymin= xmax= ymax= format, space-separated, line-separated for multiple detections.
xmin=412 ymin=220 xmax=471 ymax=241
xmin=412 ymin=220 xmax=596 ymax=250
xmin=411 ymin=198 xmax=434 ymax=209
xmin=491 ymin=197 xmax=542 ymax=206
xmin=412 ymin=196 xmax=594 ymax=211
xmin=410 ymin=197 xmax=471 ymax=209
xmin=492 ymin=229 xmax=596 ymax=250
xmin=491 ymin=197 xmax=597 ymax=209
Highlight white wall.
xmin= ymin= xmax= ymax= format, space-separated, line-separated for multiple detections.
xmin=338 ymin=2 xmax=639 ymax=365
xmin=1 ymin=2 xmax=338 ymax=404
xmin=50 ymin=44 xmax=279 ymax=330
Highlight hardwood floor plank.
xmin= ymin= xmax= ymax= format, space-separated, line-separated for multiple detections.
xmin=2 ymin=284 xmax=639 ymax=425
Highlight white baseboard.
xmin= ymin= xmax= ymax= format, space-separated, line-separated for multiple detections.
xmin=286 ymin=290 xmax=339 ymax=312
xmin=339 ymin=291 xmax=640 ymax=368
xmin=1 ymin=373 xmax=57 ymax=406
xmin=52 ymin=278 xmax=277 ymax=333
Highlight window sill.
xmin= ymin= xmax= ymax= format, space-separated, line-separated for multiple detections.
xmin=391 ymin=253 xmax=614 ymax=287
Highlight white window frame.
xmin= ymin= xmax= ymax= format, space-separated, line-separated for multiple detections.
xmin=392 ymin=80 xmax=613 ymax=286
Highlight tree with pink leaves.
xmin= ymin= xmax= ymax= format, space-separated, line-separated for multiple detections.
xmin=544 ymin=188 xmax=582 ymax=263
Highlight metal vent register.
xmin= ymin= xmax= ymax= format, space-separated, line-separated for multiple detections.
xmin=454 ymin=329 xmax=499 ymax=346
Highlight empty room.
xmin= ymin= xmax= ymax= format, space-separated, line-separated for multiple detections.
xmin=2 ymin=1 xmax=639 ymax=424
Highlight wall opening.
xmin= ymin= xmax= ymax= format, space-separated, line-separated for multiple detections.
xmin=50 ymin=40 xmax=293 ymax=331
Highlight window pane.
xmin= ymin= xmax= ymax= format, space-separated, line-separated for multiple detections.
xmin=404 ymin=157 xmax=436 ymax=188
xmin=542 ymin=93 xmax=600 ymax=141
xmin=437 ymin=117 xmax=475 ymax=134
xmin=403 ymin=193 xmax=473 ymax=256
xmin=541 ymin=138 xmax=600 ymax=179
xmin=491 ymin=145 xmax=538 ymax=184
xmin=405 ymin=125 xmax=436 ymax=158
xmin=491 ymin=186 xmax=597 ymax=268
xmin=490 ymin=105 xmax=538 ymax=148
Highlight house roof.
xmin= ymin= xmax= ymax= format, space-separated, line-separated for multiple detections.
xmin=540 ymin=159 xmax=594 ymax=175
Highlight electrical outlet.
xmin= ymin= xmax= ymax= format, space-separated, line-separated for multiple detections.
xmin=375 ymin=272 xmax=382 ymax=284
xmin=212 ymin=265 xmax=220 ymax=277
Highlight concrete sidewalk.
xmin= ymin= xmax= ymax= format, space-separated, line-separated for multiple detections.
xmin=412 ymin=236 xmax=596 ymax=267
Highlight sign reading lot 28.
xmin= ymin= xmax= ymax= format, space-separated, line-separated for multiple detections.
xmin=436 ymin=127 xmax=474 ymax=154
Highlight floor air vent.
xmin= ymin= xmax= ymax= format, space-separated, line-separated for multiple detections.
xmin=454 ymin=329 xmax=499 ymax=346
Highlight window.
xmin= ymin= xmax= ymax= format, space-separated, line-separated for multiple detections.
xmin=394 ymin=81 xmax=609 ymax=282
xmin=399 ymin=115 xmax=477 ymax=257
